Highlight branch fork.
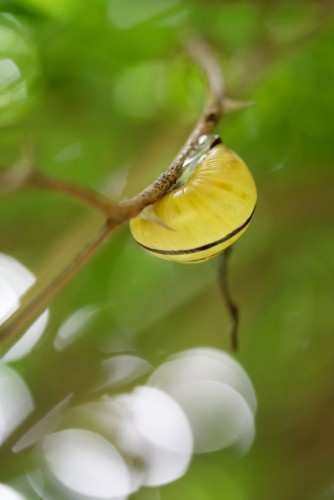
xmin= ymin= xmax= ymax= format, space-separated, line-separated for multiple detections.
xmin=0 ymin=38 xmax=241 ymax=349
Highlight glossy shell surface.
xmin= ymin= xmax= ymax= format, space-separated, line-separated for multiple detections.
xmin=130 ymin=143 xmax=257 ymax=263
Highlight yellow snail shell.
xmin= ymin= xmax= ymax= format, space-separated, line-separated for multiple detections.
xmin=130 ymin=137 xmax=257 ymax=263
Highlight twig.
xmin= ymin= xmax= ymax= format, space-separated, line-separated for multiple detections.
xmin=0 ymin=221 xmax=115 ymax=347
xmin=218 ymin=248 xmax=239 ymax=352
xmin=121 ymin=37 xmax=224 ymax=214
xmin=27 ymin=172 xmax=122 ymax=218
xmin=0 ymin=38 xmax=226 ymax=349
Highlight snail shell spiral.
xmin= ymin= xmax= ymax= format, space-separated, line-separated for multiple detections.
xmin=130 ymin=137 xmax=257 ymax=263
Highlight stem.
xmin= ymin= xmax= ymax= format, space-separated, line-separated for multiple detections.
xmin=121 ymin=38 xmax=225 ymax=214
xmin=218 ymin=249 xmax=239 ymax=352
xmin=28 ymin=173 xmax=122 ymax=218
xmin=0 ymin=221 xmax=117 ymax=348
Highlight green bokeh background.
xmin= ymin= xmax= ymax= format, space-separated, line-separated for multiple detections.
xmin=0 ymin=1 xmax=333 ymax=499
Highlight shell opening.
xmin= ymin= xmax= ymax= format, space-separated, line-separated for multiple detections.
xmin=171 ymin=134 xmax=220 ymax=190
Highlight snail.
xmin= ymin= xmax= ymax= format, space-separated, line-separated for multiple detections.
xmin=130 ymin=136 xmax=256 ymax=263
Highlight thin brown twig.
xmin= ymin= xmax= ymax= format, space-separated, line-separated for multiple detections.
xmin=27 ymin=172 xmax=121 ymax=218
xmin=114 ymin=37 xmax=225 ymax=218
xmin=218 ymin=248 xmax=239 ymax=352
xmin=0 ymin=38 xmax=226 ymax=349
xmin=0 ymin=221 xmax=116 ymax=346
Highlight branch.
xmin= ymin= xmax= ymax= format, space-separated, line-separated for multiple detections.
xmin=0 ymin=38 xmax=226 ymax=349
xmin=27 ymin=172 xmax=121 ymax=217
xmin=218 ymin=249 xmax=239 ymax=351
xmin=0 ymin=221 xmax=115 ymax=347
xmin=119 ymin=37 xmax=225 ymax=216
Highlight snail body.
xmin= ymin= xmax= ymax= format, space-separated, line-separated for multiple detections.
xmin=130 ymin=137 xmax=256 ymax=263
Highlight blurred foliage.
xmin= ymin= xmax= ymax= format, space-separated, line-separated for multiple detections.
xmin=0 ymin=0 xmax=334 ymax=499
